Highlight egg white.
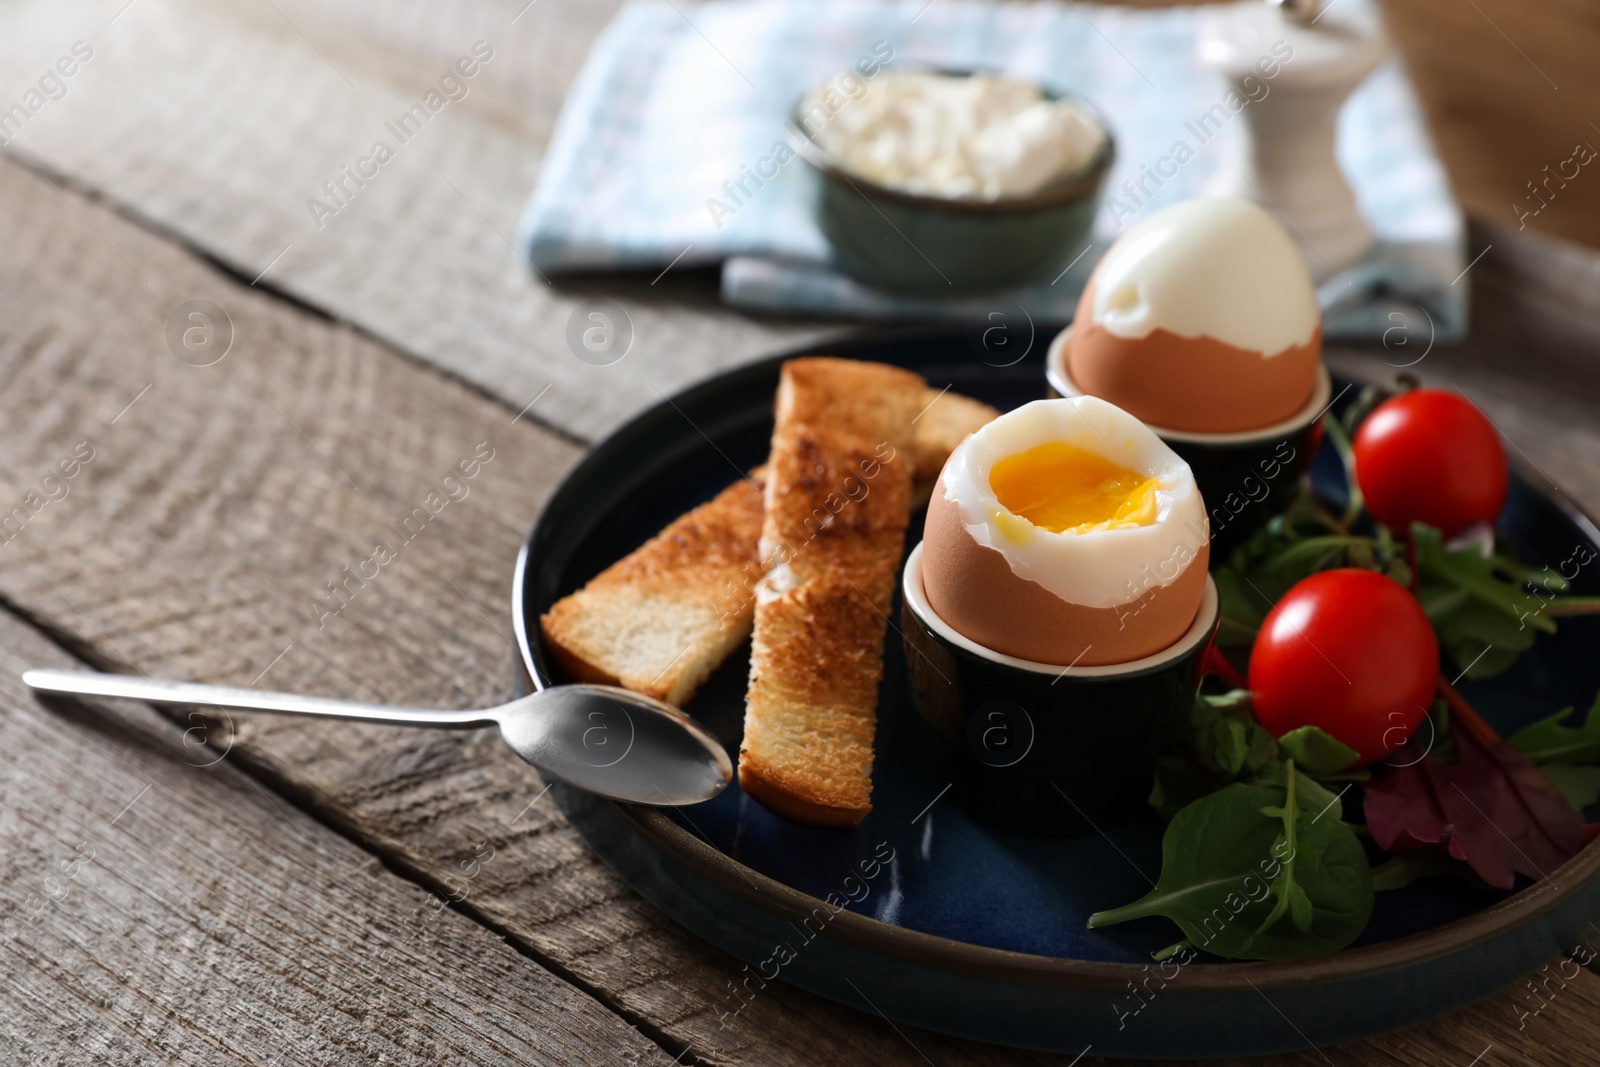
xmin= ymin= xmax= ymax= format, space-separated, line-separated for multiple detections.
xmin=941 ymin=396 xmax=1208 ymax=609
xmin=1088 ymin=197 xmax=1318 ymax=357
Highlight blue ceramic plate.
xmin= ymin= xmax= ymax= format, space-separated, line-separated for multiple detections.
xmin=512 ymin=327 xmax=1600 ymax=1059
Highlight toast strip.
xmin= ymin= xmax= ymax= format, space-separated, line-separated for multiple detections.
xmin=911 ymin=387 xmax=1003 ymax=494
xmin=738 ymin=358 xmax=927 ymax=828
xmin=538 ymin=475 xmax=765 ymax=706
xmin=539 ymin=377 xmax=996 ymax=710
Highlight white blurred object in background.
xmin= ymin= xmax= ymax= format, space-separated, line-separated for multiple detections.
xmin=1200 ymin=0 xmax=1390 ymax=282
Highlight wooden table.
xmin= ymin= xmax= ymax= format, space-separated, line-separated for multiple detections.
xmin=1 ymin=1 xmax=1598 ymax=1064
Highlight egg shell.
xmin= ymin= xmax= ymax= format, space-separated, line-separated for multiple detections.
xmin=920 ymin=474 xmax=1210 ymax=666
xmin=1066 ymin=277 xmax=1322 ymax=434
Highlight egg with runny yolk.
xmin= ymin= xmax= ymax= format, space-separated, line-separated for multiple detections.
xmin=919 ymin=397 xmax=1210 ymax=666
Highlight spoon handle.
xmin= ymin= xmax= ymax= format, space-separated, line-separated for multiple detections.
xmin=22 ymin=669 xmax=499 ymax=730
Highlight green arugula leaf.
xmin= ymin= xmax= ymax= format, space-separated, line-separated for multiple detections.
xmin=1496 ymin=556 xmax=1571 ymax=593
xmin=1277 ymin=726 xmax=1361 ymax=777
xmin=1323 ymin=408 xmax=1366 ymax=528
xmin=1255 ymin=535 xmax=1371 ymax=576
xmin=1428 ymin=595 xmax=1539 ymax=648
xmin=1190 ymin=689 xmax=1277 ymax=780
xmin=1088 ymin=774 xmax=1373 ymax=960
xmin=1508 ymin=691 xmax=1600 ymax=765
xmin=1541 ymin=765 xmax=1600 ymax=812
xmin=1412 ymin=523 xmax=1557 ymax=640
xmin=1213 ymin=491 xmax=1403 ymax=648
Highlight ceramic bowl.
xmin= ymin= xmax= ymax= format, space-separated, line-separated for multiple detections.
xmin=900 ymin=542 xmax=1219 ymax=836
xmin=789 ymin=82 xmax=1113 ymax=296
xmin=1046 ymin=325 xmax=1331 ymax=561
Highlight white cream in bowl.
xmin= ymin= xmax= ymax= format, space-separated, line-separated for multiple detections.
xmin=800 ymin=71 xmax=1107 ymax=201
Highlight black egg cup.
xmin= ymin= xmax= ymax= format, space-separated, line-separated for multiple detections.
xmin=900 ymin=544 xmax=1219 ymax=837
xmin=1044 ymin=326 xmax=1331 ymax=561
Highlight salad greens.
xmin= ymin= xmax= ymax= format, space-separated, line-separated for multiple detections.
xmin=1508 ymin=690 xmax=1600 ymax=810
xmin=1213 ymin=386 xmax=1599 ymax=681
xmin=1365 ymin=715 xmax=1590 ymax=890
xmin=1277 ymin=725 xmax=1361 ymax=778
xmin=1508 ymin=690 xmax=1600 ymax=765
xmin=1092 ymin=383 xmax=1600 ymax=960
xmin=1090 ymin=766 xmax=1373 ymax=960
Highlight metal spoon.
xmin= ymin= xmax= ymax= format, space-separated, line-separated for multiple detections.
xmin=22 ymin=669 xmax=732 ymax=806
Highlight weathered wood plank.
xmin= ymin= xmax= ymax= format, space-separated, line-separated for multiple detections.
xmin=1181 ymin=960 xmax=1600 ymax=1067
xmin=3 ymin=0 xmax=1597 ymax=457
xmin=6 ymin=147 xmax=1600 ymax=1065
xmin=0 ymin=0 xmax=830 ymax=443
xmin=3 ymin=0 xmax=1596 ymax=458
xmin=0 ymin=0 xmax=1595 ymax=1061
xmin=0 ymin=150 xmax=1029 ymax=1067
xmin=0 ymin=576 xmax=675 ymax=1064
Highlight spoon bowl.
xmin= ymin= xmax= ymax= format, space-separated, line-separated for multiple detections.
xmin=495 ymin=685 xmax=732 ymax=805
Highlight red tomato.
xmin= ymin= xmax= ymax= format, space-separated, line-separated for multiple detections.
xmin=1249 ymin=569 xmax=1439 ymax=767
xmin=1352 ymin=389 xmax=1508 ymax=537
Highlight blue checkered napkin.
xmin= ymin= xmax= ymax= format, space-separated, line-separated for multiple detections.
xmin=518 ymin=0 xmax=1466 ymax=341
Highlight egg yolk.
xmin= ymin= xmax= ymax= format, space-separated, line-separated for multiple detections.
xmin=988 ymin=442 xmax=1158 ymax=536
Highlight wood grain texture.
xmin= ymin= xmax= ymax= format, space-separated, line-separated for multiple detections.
xmin=2 ymin=0 xmax=1600 ymax=1060
xmin=3 ymin=146 xmax=1600 ymax=1065
xmin=0 ymin=0 xmax=1596 ymax=460
xmin=0 ymin=576 xmax=673 ymax=1065
xmin=0 ymin=150 xmax=1019 ymax=1067
xmin=0 ymin=0 xmax=832 ymax=443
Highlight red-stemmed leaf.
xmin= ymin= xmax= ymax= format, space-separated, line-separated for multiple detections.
xmin=1364 ymin=721 xmax=1593 ymax=890
xmin=1364 ymin=750 xmax=1456 ymax=857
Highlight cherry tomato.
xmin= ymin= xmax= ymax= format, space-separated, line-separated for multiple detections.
xmin=1249 ymin=569 xmax=1439 ymax=767
xmin=1352 ymin=389 xmax=1508 ymax=537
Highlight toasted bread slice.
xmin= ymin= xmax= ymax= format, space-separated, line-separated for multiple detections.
xmin=538 ymin=369 xmax=996 ymax=712
xmin=913 ymin=387 xmax=1002 ymax=490
xmin=738 ymin=580 xmax=887 ymax=827
xmin=539 ymin=475 xmax=765 ymax=706
xmin=739 ymin=359 xmax=925 ymax=827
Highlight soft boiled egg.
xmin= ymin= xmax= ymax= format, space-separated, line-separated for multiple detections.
xmin=1064 ymin=197 xmax=1321 ymax=434
xmin=920 ymin=396 xmax=1209 ymax=666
